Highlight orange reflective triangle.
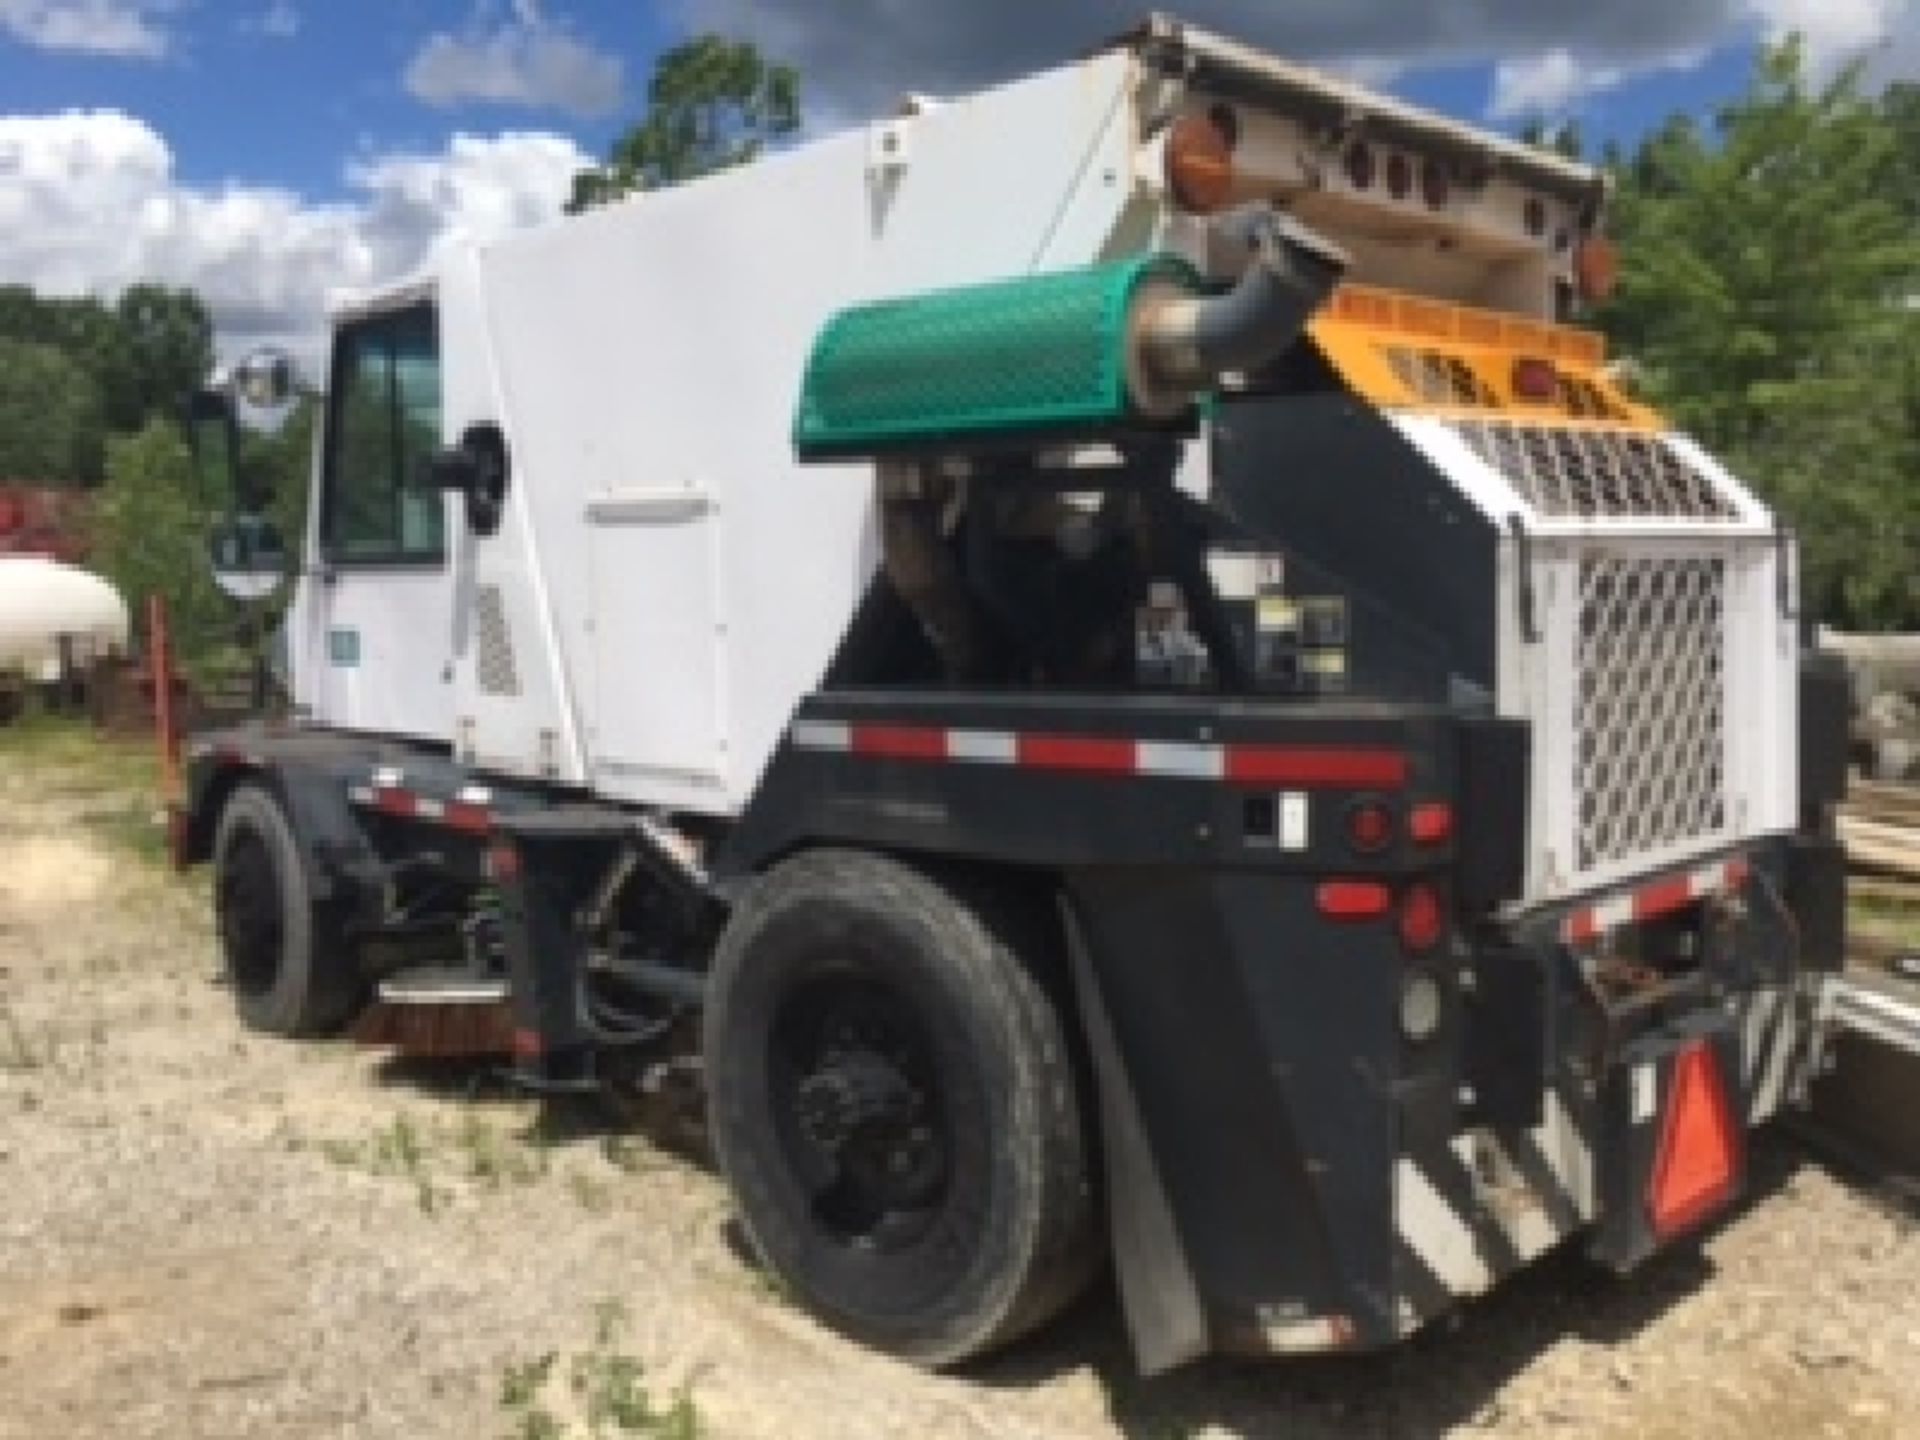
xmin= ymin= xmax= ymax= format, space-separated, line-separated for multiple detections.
xmin=1649 ymin=1043 xmax=1739 ymax=1239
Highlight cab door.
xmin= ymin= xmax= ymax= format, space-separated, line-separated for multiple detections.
xmin=298 ymin=299 xmax=456 ymax=740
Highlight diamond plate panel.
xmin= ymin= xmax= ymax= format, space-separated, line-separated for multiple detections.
xmin=1451 ymin=421 xmax=1741 ymax=521
xmin=1576 ymin=556 xmax=1728 ymax=871
xmin=475 ymin=583 xmax=521 ymax=698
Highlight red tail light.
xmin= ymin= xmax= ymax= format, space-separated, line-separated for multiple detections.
xmin=1648 ymin=1043 xmax=1740 ymax=1240
xmin=1577 ymin=235 xmax=1621 ymax=304
xmin=1166 ymin=114 xmax=1236 ymax=214
xmin=1512 ymin=357 xmax=1559 ymax=402
xmin=1346 ymin=801 xmax=1395 ymax=855
xmin=1398 ymin=883 xmax=1446 ymax=952
xmin=1409 ymin=802 xmax=1454 ymax=846
xmin=1318 ymin=881 xmax=1393 ymax=922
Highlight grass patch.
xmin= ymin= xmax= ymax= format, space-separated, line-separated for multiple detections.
xmin=1851 ymin=889 xmax=1920 ymax=950
xmin=315 ymin=1109 xmax=560 ymax=1214
xmin=0 ymin=712 xmax=170 ymax=863
xmin=0 ymin=711 xmax=162 ymax=796
xmin=498 ymin=1302 xmax=702 ymax=1440
xmin=318 ymin=1113 xmax=451 ymax=1215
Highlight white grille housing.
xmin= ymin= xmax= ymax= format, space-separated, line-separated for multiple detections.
xmin=1576 ymin=555 xmax=1728 ymax=871
xmin=1449 ymin=421 xmax=1741 ymax=522
xmin=1390 ymin=415 xmax=1796 ymax=905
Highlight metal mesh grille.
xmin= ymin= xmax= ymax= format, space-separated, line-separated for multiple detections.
xmin=1557 ymin=376 xmax=1628 ymax=422
xmin=1451 ymin=421 xmax=1741 ymax=521
xmin=475 ymin=584 xmax=521 ymax=698
xmin=1576 ymin=556 xmax=1727 ymax=871
xmin=1383 ymin=346 xmax=1498 ymax=407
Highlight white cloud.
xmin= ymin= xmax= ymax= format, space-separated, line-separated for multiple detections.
xmin=244 ymin=0 xmax=299 ymax=40
xmin=0 ymin=110 xmax=590 ymax=366
xmin=0 ymin=0 xmax=173 ymax=58
xmin=1490 ymin=51 xmax=1604 ymax=119
xmin=1746 ymin=0 xmax=1919 ymax=80
xmin=683 ymin=0 xmax=1920 ymax=125
xmin=1489 ymin=45 xmax=1709 ymax=119
xmin=405 ymin=3 xmax=624 ymax=119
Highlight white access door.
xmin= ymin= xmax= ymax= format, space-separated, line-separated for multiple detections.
xmin=297 ymin=298 xmax=456 ymax=742
xmin=583 ymin=491 xmax=729 ymax=813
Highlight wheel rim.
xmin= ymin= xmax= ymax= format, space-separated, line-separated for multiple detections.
xmin=768 ymin=972 xmax=951 ymax=1253
xmin=218 ymin=827 xmax=283 ymax=999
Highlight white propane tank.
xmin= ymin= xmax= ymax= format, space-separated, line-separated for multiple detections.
xmin=0 ymin=556 xmax=131 ymax=680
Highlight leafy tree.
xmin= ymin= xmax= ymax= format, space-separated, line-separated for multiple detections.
xmin=0 ymin=337 xmax=106 ymax=484
xmin=89 ymin=418 xmax=234 ymax=666
xmin=1601 ymin=41 xmax=1920 ymax=627
xmin=1519 ymin=119 xmax=1586 ymax=160
xmin=109 ymin=284 xmax=215 ymax=433
xmin=1886 ymin=82 xmax=1920 ymax=223
xmin=568 ymin=35 xmax=800 ymax=213
xmin=0 ymin=283 xmax=213 ymax=464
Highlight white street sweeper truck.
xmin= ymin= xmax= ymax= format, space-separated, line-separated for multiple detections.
xmin=172 ymin=16 xmax=1853 ymax=1374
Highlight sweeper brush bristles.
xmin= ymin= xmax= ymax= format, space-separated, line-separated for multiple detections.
xmin=351 ymin=1002 xmax=515 ymax=1059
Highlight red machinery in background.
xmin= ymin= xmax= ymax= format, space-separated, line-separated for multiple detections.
xmin=0 ymin=485 xmax=90 ymax=563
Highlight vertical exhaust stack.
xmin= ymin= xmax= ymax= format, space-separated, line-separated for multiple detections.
xmin=1128 ymin=208 xmax=1350 ymax=417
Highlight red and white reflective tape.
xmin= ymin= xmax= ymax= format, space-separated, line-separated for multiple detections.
xmin=790 ymin=720 xmax=1408 ymax=791
xmin=1563 ymin=855 xmax=1750 ymax=945
xmin=189 ymin=740 xmax=263 ymax=768
xmin=348 ymin=775 xmax=496 ymax=836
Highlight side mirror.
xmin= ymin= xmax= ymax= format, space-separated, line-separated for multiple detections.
xmin=186 ymin=344 xmax=306 ymax=606
xmin=234 ymin=349 xmax=297 ymax=411
xmin=185 ymin=388 xmax=245 ymax=514
xmin=209 ymin=514 xmax=291 ymax=603
xmin=416 ymin=422 xmax=510 ymax=537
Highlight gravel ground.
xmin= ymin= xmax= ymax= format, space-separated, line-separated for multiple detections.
xmin=3 ymin=726 xmax=1920 ymax=1439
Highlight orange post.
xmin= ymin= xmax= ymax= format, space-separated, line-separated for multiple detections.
xmin=149 ymin=593 xmax=181 ymax=804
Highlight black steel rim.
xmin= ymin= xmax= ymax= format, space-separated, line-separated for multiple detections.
xmin=218 ymin=827 xmax=283 ymax=999
xmin=768 ymin=970 xmax=951 ymax=1253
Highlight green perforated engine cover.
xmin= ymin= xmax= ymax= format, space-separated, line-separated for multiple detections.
xmin=793 ymin=255 xmax=1205 ymax=460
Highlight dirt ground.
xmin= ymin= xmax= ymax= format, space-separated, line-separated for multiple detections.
xmin=4 ymin=725 xmax=1920 ymax=1440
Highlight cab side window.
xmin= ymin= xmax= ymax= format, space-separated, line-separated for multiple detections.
xmin=322 ymin=304 xmax=444 ymax=563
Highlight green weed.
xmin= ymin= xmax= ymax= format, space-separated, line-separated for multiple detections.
xmin=497 ymin=1302 xmax=702 ymax=1439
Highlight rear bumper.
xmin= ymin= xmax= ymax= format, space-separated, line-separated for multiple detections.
xmin=1072 ymin=834 xmax=1825 ymax=1367
xmin=1392 ymin=834 xmax=1824 ymax=1330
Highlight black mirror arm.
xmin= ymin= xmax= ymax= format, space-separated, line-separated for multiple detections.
xmin=418 ymin=448 xmax=482 ymax=493
xmin=417 ymin=425 xmax=510 ymax=537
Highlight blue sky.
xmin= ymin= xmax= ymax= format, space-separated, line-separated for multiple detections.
xmin=0 ymin=0 xmax=1911 ymax=353
xmin=0 ymin=4 xmax=1829 ymax=198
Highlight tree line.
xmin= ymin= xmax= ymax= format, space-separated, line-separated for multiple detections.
xmin=0 ymin=283 xmax=213 ymax=486
xmin=1596 ymin=42 xmax=1920 ymax=630
xmin=8 ymin=34 xmax=1917 ymax=654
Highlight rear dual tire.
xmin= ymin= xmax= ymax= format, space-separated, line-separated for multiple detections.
xmin=704 ymin=850 xmax=1100 ymax=1367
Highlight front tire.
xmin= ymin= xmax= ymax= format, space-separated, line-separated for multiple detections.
xmin=212 ymin=783 xmax=362 ymax=1037
xmin=704 ymin=850 xmax=1099 ymax=1367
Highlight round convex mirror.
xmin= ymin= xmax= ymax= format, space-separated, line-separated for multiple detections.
xmin=233 ymin=347 xmax=298 ymax=412
xmin=209 ymin=514 xmax=291 ymax=603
